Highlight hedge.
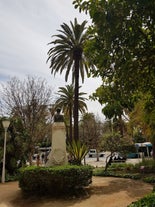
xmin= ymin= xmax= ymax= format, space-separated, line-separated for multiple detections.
xmin=19 ymin=165 xmax=93 ymax=195
xmin=128 ymin=193 xmax=155 ymax=207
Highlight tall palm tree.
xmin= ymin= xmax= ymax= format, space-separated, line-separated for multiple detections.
xmin=55 ymin=84 xmax=88 ymax=142
xmin=47 ymin=18 xmax=94 ymax=141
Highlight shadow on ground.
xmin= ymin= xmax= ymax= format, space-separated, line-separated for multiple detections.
xmin=0 ymin=177 xmax=152 ymax=207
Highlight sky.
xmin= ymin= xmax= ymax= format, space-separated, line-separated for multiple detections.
xmin=0 ymin=0 xmax=104 ymax=120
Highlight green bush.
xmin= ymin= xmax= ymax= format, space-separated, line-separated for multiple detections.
xmin=19 ymin=165 xmax=93 ymax=195
xmin=134 ymin=159 xmax=155 ymax=173
xmin=108 ymin=163 xmax=135 ymax=172
xmin=93 ymin=168 xmax=141 ymax=179
xmin=93 ymin=168 xmax=105 ymax=176
xmin=128 ymin=193 xmax=155 ymax=207
xmin=67 ymin=140 xmax=88 ymax=165
xmin=143 ymin=176 xmax=155 ymax=184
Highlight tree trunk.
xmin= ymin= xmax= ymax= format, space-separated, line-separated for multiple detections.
xmin=73 ymin=58 xmax=79 ymax=141
xmin=69 ymin=105 xmax=72 ymax=142
xmin=119 ymin=115 xmax=124 ymax=136
xmin=104 ymin=153 xmax=113 ymax=172
xmin=96 ymin=152 xmax=99 ymax=162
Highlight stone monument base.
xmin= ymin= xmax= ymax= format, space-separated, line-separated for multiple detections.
xmin=46 ymin=122 xmax=68 ymax=166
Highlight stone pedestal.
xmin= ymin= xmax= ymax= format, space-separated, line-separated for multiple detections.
xmin=46 ymin=122 xmax=68 ymax=166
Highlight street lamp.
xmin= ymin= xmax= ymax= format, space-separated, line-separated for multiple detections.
xmin=1 ymin=120 xmax=10 ymax=183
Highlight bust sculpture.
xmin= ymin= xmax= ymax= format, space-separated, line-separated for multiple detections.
xmin=54 ymin=108 xmax=64 ymax=122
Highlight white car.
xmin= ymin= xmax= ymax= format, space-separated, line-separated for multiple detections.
xmin=88 ymin=149 xmax=105 ymax=158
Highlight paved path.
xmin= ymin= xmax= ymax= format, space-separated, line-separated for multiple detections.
xmin=0 ymin=177 xmax=153 ymax=207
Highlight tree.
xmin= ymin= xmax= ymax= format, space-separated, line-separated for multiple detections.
xmin=79 ymin=112 xmax=103 ymax=161
xmin=73 ymin=0 xmax=155 ymax=92
xmin=0 ymin=76 xmax=54 ymax=164
xmin=91 ymin=83 xmax=132 ymax=136
xmin=47 ymin=18 xmax=95 ymax=141
xmin=55 ymin=84 xmax=87 ymax=142
xmin=0 ymin=117 xmax=26 ymax=176
xmin=102 ymin=132 xmax=132 ymax=171
xmin=73 ymin=0 xmax=155 ymax=158
xmin=128 ymin=98 xmax=151 ymax=143
xmin=75 ymin=0 xmax=153 ymax=109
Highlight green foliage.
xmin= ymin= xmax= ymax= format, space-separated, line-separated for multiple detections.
xmin=128 ymin=99 xmax=151 ymax=142
xmin=0 ymin=118 xmax=27 ymax=176
xmin=143 ymin=176 xmax=155 ymax=184
xmin=19 ymin=165 xmax=93 ymax=195
xmin=56 ymin=85 xmax=88 ymax=115
xmin=93 ymin=159 xmax=155 ymax=180
xmin=93 ymin=168 xmax=141 ymax=180
xmin=47 ymin=18 xmax=93 ymax=83
xmin=73 ymin=0 xmax=155 ymax=151
xmin=108 ymin=163 xmax=135 ymax=172
xmin=134 ymin=159 xmax=155 ymax=173
xmin=79 ymin=112 xmax=103 ymax=152
xmin=47 ymin=18 xmax=95 ymax=141
xmin=55 ymin=84 xmax=88 ymax=142
xmin=92 ymin=84 xmax=134 ymax=120
xmin=102 ymin=132 xmax=131 ymax=154
xmin=128 ymin=193 xmax=155 ymax=207
xmin=74 ymin=0 xmax=155 ymax=94
xmin=5 ymin=173 xmax=19 ymax=182
xmin=67 ymin=140 xmax=88 ymax=165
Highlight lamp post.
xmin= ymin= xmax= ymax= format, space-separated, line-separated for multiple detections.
xmin=1 ymin=120 xmax=10 ymax=183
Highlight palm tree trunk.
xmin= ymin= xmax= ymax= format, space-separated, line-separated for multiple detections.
xmin=74 ymin=58 xmax=79 ymax=141
xmin=69 ymin=104 xmax=72 ymax=142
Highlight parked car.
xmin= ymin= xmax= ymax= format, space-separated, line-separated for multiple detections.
xmin=88 ymin=149 xmax=105 ymax=158
xmin=111 ymin=152 xmax=126 ymax=163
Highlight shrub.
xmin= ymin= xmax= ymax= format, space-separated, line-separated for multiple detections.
xmin=134 ymin=159 xmax=155 ymax=173
xmin=108 ymin=163 xmax=134 ymax=172
xmin=67 ymin=140 xmax=88 ymax=165
xmin=19 ymin=165 xmax=93 ymax=195
xmin=143 ymin=176 xmax=155 ymax=184
xmin=93 ymin=168 xmax=106 ymax=176
xmin=93 ymin=168 xmax=141 ymax=179
xmin=128 ymin=193 xmax=155 ymax=207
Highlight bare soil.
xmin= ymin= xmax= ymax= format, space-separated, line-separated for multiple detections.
xmin=0 ymin=177 xmax=153 ymax=207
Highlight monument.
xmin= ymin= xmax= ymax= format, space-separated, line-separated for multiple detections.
xmin=46 ymin=108 xmax=68 ymax=166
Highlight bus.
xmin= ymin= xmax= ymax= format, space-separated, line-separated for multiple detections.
xmin=127 ymin=142 xmax=152 ymax=158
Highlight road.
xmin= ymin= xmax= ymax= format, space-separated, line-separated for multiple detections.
xmin=83 ymin=154 xmax=142 ymax=167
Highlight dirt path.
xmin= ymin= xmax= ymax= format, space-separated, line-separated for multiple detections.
xmin=0 ymin=177 xmax=153 ymax=207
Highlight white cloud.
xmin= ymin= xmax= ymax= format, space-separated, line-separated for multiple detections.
xmin=0 ymin=0 xmax=104 ymax=119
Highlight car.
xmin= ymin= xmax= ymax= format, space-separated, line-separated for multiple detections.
xmin=99 ymin=151 xmax=105 ymax=157
xmin=88 ymin=149 xmax=105 ymax=158
xmin=111 ymin=152 xmax=126 ymax=163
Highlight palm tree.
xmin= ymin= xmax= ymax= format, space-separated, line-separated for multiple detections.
xmin=47 ymin=18 xmax=94 ymax=141
xmin=55 ymin=84 xmax=88 ymax=142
